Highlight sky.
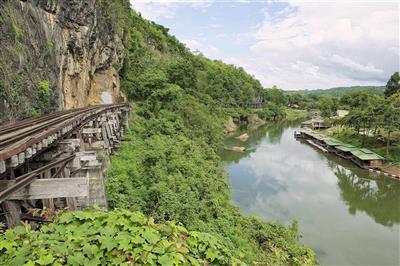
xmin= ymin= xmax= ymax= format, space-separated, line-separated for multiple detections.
xmin=130 ymin=0 xmax=399 ymax=90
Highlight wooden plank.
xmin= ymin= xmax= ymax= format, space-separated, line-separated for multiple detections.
xmin=0 ymin=178 xmax=89 ymax=200
xmin=82 ymin=128 xmax=102 ymax=134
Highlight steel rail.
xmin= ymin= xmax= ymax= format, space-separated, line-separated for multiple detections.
xmin=0 ymin=108 xmax=80 ymax=135
xmin=0 ymin=104 xmax=115 ymax=137
xmin=0 ymin=108 xmax=95 ymax=148
xmin=0 ymin=105 xmax=103 ymax=145
xmin=0 ymin=154 xmax=76 ymax=203
xmin=0 ymin=103 xmax=129 ymax=161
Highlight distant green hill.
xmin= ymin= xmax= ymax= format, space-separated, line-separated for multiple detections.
xmin=286 ymin=86 xmax=385 ymax=96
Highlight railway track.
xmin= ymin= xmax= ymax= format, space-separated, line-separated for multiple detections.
xmin=0 ymin=103 xmax=129 ymax=161
xmin=0 ymin=103 xmax=131 ymax=226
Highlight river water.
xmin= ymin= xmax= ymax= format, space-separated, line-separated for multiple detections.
xmin=220 ymin=120 xmax=400 ymax=265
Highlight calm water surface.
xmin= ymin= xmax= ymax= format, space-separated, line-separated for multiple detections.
xmin=220 ymin=120 xmax=400 ymax=265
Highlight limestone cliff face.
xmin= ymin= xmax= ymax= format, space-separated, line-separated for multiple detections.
xmin=0 ymin=0 xmax=126 ymax=122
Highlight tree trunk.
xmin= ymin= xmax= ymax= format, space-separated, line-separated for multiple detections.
xmin=362 ymin=131 xmax=366 ymax=146
xmin=373 ymin=126 xmax=378 ymax=136
xmin=386 ymin=131 xmax=391 ymax=157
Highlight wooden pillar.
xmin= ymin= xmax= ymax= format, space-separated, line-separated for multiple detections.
xmin=2 ymin=201 xmax=21 ymax=228
xmin=42 ymin=169 xmax=54 ymax=209
xmin=66 ymin=197 xmax=77 ymax=211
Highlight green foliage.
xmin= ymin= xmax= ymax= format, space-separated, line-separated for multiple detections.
xmin=0 ymin=209 xmax=243 ymax=265
xmin=106 ymin=106 xmax=317 ymax=265
xmin=285 ymin=108 xmax=309 ymax=121
xmin=167 ymin=60 xmax=197 ymax=90
xmin=317 ymin=96 xmax=339 ymax=117
xmin=288 ymin=85 xmax=385 ymax=97
xmin=257 ymin=103 xmax=286 ymax=121
xmin=98 ymin=0 xmax=131 ymax=36
xmin=125 ymin=69 xmax=169 ymax=100
xmin=12 ymin=22 xmax=23 ymax=40
xmin=45 ymin=40 xmax=54 ymax=53
xmin=384 ymin=72 xmax=400 ymax=98
xmin=0 ymin=74 xmax=29 ymax=120
xmin=0 ymin=56 xmax=4 ymax=70
xmin=264 ymin=86 xmax=288 ymax=105
xmin=337 ymin=94 xmax=400 ymax=159
xmin=37 ymin=80 xmax=51 ymax=96
xmin=34 ymin=80 xmax=52 ymax=116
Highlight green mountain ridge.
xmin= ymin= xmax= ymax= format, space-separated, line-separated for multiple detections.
xmin=286 ymin=86 xmax=385 ymax=96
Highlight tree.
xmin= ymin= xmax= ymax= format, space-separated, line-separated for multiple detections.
xmin=339 ymin=91 xmax=371 ymax=109
xmin=382 ymin=95 xmax=400 ymax=155
xmin=384 ymin=72 xmax=400 ymax=98
xmin=264 ymin=86 xmax=287 ymax=105
xmin=317 ymin=96 xmax=338 ymax=117
xmin=167 ymin=60 xmax=197 ymax=90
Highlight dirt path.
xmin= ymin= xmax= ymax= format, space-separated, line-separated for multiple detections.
xmin=381 ymin=164 xmax=400 ymax=177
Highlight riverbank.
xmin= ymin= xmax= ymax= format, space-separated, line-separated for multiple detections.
xmin=225 ymin=108 xmax=309 ymax=134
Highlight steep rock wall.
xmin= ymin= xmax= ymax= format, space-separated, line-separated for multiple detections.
xmin=0 ymin=0 xmax=126 ymax=122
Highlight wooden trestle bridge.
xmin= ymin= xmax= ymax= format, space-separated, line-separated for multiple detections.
xmin=0 ymin=103 xmax=131 ymax=227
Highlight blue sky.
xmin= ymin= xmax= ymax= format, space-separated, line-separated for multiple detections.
xmin=131 ymin=1 xmax=399 ymax=90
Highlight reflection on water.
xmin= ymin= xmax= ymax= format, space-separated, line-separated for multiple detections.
xmin=335 ymin=167 xmax=400 ymax=227
xmin=220 ymin=120 xmax=400 ymax=265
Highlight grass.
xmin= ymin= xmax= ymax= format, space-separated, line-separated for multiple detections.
xmin=285 ymin=108 xmax=309 ymax=121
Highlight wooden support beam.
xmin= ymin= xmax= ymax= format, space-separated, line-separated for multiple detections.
xmin=2 ymin=201 xmax=21 ymax=227
xmin=42 ymin=170 xmax=54 ymax=208
xmin=0 ymin=178 xmax=89 ymax=200
xmin=82 ymin=128 xmax=102 ymax=134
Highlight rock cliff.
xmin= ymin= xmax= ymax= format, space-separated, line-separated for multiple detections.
xmin=0 ymin=0 xmax=127 ymax=122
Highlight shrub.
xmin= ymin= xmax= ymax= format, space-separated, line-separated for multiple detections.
xmin=0 ymin=209 xmax=243 ymax=265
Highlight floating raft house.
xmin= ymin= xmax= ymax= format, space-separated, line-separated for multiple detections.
xmin=298 ymin=128 xmax=384 ymax=169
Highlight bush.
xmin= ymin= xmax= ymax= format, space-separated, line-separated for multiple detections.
xmin=0 ymin=209 xmax=243 ymax=265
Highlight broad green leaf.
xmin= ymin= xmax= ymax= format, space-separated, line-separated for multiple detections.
xmin=35 ymin=254 xmax=54 ymax=265
xmin=158 ymin=254 xmax=174 ymax=266
xmin=142 ymin=229 xmax=160 ymax=244
xmin=205 ymin=248 xmax=218 ymax=261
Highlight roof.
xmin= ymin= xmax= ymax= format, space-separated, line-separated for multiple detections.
xmin=323 ymin=137 xmax=343 ymax=146
xmin=301 ymin=130 xmax=326 ymax=140
xmin=299 ymin=128 xmax=385 ymax=161
xmin=301 ymin=120 xmax=313 ymax=125
xmin=335 ymin=144 xmax=358 ymax=152
xmin=350 ymin=149 xmax=385 ymax=161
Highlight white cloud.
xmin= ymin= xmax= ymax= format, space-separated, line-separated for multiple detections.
xmin=246 ymin=1 xmax=399 ymax=90
xmin=182 ymin=39 xmax=220 ymax=58
xmin=130 ymin=1 xmax=177 ymax=21
xmin=182 ymin=39 xmax=202 ymax=51
xmin=130 ymin=0 xmax=213 ymax=22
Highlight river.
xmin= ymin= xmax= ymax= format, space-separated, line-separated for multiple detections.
xmin=220 ymin=120 xmax=400 ymax=265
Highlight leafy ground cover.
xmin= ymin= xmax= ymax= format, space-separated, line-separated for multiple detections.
xmin=0 ymin=209 xmax=242 ymax=265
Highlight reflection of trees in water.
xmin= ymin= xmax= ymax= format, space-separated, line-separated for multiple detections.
xmin=220 ymin=119 xmax=302 ymax=163
xmin=335 ymin=167 xmax=400 ymax=227
xmin=267 ymin=121 xmax=287 ymax=143
xmin=219 ymin=148 xmax=253 ymax=164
